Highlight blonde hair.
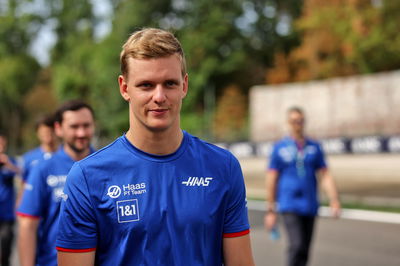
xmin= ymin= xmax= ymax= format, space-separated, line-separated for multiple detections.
xmin=120 ymin=28 xmax=186 ymax=77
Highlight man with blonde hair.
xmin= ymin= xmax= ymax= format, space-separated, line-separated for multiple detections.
xmin=56 ymin=28 xmax=254 ymax=265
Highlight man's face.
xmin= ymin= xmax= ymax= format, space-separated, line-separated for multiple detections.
xmin=288 ymin=111 xmax=305 ymax=135
xmin=37 ymin=125 xmax=57 ymax=146
xmin=119 ymin=54 xmax=188 ymax=133
xmin=55 ymin=108 xmax=95 ymax=153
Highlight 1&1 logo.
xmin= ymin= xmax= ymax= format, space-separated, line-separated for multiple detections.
xmin=107 ymin=185 xmax=121 ymax=198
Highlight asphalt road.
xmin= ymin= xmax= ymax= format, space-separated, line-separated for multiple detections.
xmin=10 ymin=209 xmax=400 ymax=266
xmin=249 ymin=209 xmax=400 ymax=266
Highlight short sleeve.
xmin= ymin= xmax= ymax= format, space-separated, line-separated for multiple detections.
xmin=56 ymin=163 xmax=98 ymax=251
xmin=315 ymin=143 xmax=327 ymax=170
xmin=21 ymin=154 xmax=36 ymax=182
xmin=268 ymin=143 xmax=281 ymax=171
xmin=223 ymin=154 xmax=250 ymax=237
xmin=17 ymin=164 xmax=47 ymax=218
xmin=21 ymin=156 xmax=29 ymax=182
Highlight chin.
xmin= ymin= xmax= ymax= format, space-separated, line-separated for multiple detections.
xmin=146 ymin=123 xmax=171 ymax=132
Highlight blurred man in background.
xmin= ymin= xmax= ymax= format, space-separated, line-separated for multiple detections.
xmin=265 ymin=106 xmax=341 ymax=266
xmin=0 ymin=132 xmax=20 ymax=266
xmin=17 ymin=100 xmax=95 ymax=266
xmin=21 ymin=114 xmax=59 ymax=183
xmin=17 ymin=114 xmax=59 ymax=206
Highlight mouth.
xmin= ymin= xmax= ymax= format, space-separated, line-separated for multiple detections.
xmin=75 ymin=138 xmax=89 ymax=144
xmin=149 ymin=108 xmax=168 ymax=115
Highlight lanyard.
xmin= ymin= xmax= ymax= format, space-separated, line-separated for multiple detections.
xmin=295 ymin=144 xmax=306 ymax=178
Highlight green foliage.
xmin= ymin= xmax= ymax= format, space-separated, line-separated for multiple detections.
xmin=267 ymin=0 xmax=400 ymax=83
xmin=0 ymin=55 xmax=40 ymax=103
xmin=47 ymin=0 xmax=305 ymax=141
xmin=0 ymin=0 xmax=41 ymax=150
xmin=213 ymin=85 xmax=248 ymax=142
xmin=2 ymin=0 xmax=306 ymax=147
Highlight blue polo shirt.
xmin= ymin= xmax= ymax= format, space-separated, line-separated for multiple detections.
xmin=0 ymin=158 xmax=18 ymax=221
xmin=21 ymin=147 xmax=55 ymax=182
xmin=18 ymin=147 xmax=94 ymax=266
xmin=269 ymin=137 xmax=327 ymax=216
xmin=56 ymin=131 xmax=249 ymax=265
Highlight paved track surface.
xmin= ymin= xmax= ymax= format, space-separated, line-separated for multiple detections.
xmin=241 ymin=154 xmax=400 ymax=206
xmin=250 ymin=209 xmax=400 ymax=266
xmin=10 ymin=209 xmax=400 ymax=266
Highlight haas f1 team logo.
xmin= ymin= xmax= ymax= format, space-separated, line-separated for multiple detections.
xmin=181 ymin=177 xmax=213 ymax=186
xmin=107 ymin=185 xmax=121 ymax=198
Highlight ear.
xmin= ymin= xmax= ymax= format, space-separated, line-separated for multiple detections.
xmin=118 ymin=75 xmax=130 ymax=101
xmin=54 ymin=122 xmax=63 ymax=138
xmin=182 ymin=74 xmax=188 ymax=99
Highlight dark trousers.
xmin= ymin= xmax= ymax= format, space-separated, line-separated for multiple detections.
xmin=0 ymin=220 xmax=14 ymax=266
xmin=282 ymin=213 xmax=316 ymax=266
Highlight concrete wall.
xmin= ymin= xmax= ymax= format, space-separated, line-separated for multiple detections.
xmin=250 ymin=70 xmax=400 ymax=141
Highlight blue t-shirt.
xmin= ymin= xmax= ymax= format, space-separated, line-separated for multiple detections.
xmin=21 ymin=147 xmax=55 ymax=182
xmin=0 ymin=158 xmax=18 ymax=221
xmin=268 ymin=137 xmax=327 ymax=216
xmin=17 ymin=147 xmax=93 ymax=266
xmin=56 ymin=132 xmax=249 ymax=265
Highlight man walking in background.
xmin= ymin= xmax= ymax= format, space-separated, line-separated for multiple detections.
xmin=17 ymin=100 xmax=95 ymax=266
xmin=0 ymin=132 xmax=20 ymax=266
xmin=56 ymin=28 xmax=254 ymax=265
xmin=17 ymin=114 xmax=59 ymax=206
xmin=265 ymin=106 xmax=341 ymax=266
xmin=20 ymin=114 xmax=59 ymax=183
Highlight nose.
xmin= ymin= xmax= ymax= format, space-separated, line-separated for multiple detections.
xmin=76 ymin=127 xmax=87 ymax=138
xmin=153 ymin=85 xmax=167 ymax=103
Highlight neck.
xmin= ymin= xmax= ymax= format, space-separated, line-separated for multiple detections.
xmin=63 ymin=144 xmax=90 ymax=161
xmin=125 ymin=128 xmax=183 ymax=155
xmin=291 ymin=132 xmax=305 ymax=142
xmin=41 ymin=143 xmax=58 ymax=153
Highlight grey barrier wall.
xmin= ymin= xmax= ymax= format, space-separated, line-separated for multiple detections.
xmin=249 ymin=70 xmax=400 ymax=142
xmin=216 ymin=135 xmax=400 ymax=159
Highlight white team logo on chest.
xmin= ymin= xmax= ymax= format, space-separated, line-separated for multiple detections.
xmin=107 ymin=185 xmax=121 ymax=198
xmin=47 ymin=175 xmax=67 ymax=202
xmin=106 ymin=183 xmax=147 ymax=199
xmin=181 ymin=177 xmax=213 ymax=186
xmin=117 ymin=199 xmax=140 ymax=223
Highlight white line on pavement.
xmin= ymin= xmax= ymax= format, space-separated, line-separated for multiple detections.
xmin=247 ymin=200 xmax=400 ymax=225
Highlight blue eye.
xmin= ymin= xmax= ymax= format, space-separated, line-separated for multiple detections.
xmin=166 ymin=80 xmax=178 ymax=87
xmin=140 ymin=83 xmax=152 ymax=87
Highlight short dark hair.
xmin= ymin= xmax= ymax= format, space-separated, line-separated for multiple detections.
xmin=287 ymin=106 xmax=304 ymax=116
xmin=54 ymin=100 xmax=94 ymax=124
xmin=35 ymin=114 xmax=56 ymax=131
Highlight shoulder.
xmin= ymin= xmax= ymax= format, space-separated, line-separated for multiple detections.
xmin=306 ymin=137 xmax=321 ymax=145
xmin=77 ymin=137 xmax=125 ymax=167
xmin=33 ymin=149 xmax=67 ymax=171
xmin=187 ymin=133 xmax=235 ymax=161
xmin=22 ymin=147 xmax=41 ymax=160
xmin=306 ymin=138 xmax=324 ymax=150
xmin=271 ymin=138 xmax=289 ymax=150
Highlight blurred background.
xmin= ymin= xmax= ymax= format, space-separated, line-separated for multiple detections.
xmin=1 ymin=0 xmax=400 ymax=265
xmin=1 ymin=0 xmax=399 ymax=150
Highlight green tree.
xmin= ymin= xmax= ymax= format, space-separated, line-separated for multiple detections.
xmin=0 ymin=0 xmax=41 ymax=151
xmin=266 ymin=0 xmax=400 ymax=83
xmin=48 ymin=0 xmax=303 ymax=142
xmin=50 ymin=0 xmax=97 ymax=99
